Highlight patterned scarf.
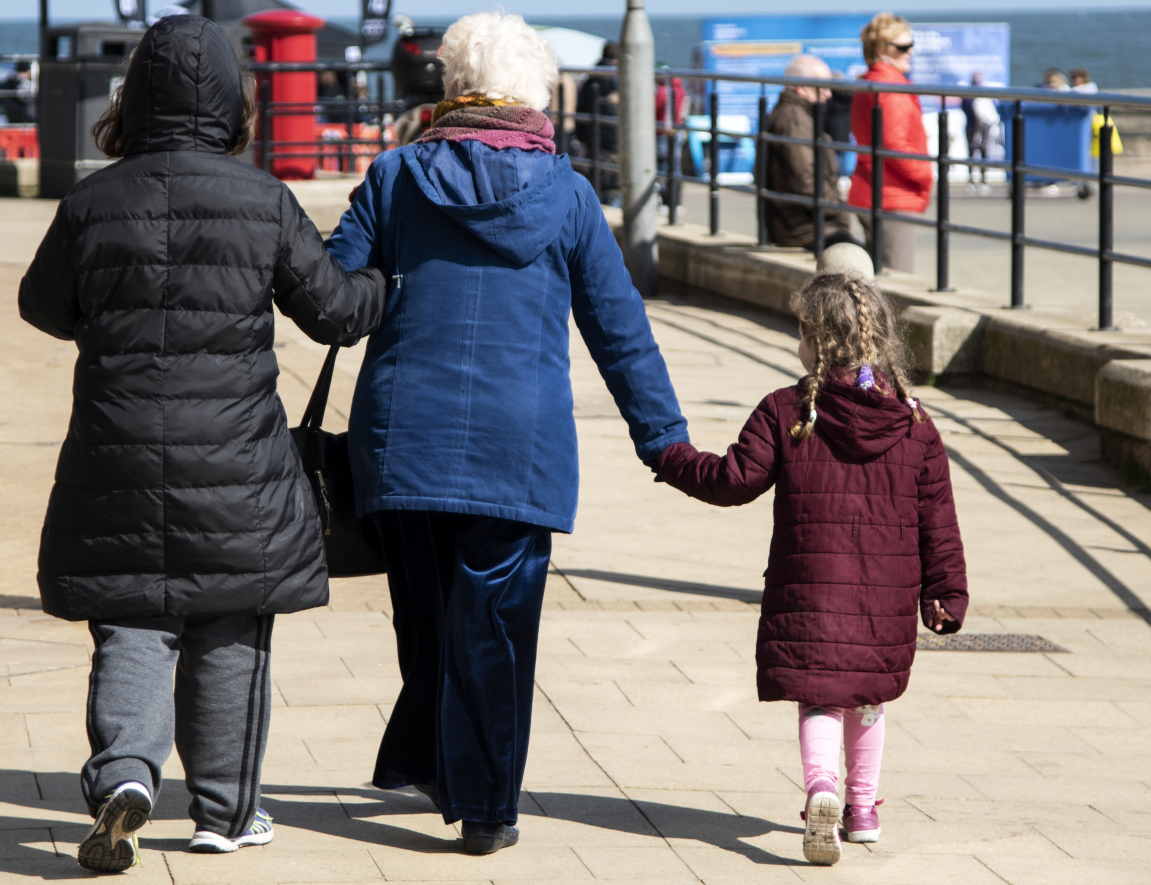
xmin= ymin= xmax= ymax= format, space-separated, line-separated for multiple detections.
xmin=416 ymin=94 xmax=556 ymax=154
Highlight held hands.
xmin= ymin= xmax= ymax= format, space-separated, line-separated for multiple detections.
xmin=929 ymin=600 xmax=957 ymax=633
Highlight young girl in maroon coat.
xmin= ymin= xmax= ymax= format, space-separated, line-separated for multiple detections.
xmin=659 ymin=273 xmax=968 ymax=866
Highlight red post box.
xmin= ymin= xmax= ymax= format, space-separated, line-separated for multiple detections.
xmin=244 ymin=9 xmax=325 ymax=180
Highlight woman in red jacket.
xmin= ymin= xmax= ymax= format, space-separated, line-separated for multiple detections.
xmin=658 ymin=273 xmax=968 ymax=866
xmin=849 ymin=13 xmax=932 ymax=273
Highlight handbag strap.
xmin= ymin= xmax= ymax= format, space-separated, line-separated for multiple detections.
xmin=300 ymin=344 xmax=339 ymax=430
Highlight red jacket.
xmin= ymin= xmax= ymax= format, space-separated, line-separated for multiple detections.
xmin=659 ymin=375 xmax=968 ymax=708
xmin=849 ymin=62 xmax=933 ymax=214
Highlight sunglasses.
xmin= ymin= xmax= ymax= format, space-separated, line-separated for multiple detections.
xmin=889 ymin=41 xmax=914 ymax=53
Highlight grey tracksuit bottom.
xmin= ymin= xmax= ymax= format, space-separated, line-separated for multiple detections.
xmin=82 ymin=613 xmax=273 ymax=838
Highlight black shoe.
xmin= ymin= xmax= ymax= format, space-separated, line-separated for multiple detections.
xmin=414 ymin=783 xmax=440 ymax=811
xmin=460 ymin=820 xmax=519 ymax=855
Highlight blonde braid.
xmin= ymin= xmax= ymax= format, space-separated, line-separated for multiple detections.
xmin=848 ymin=279 xmax=879 ymax=365
xmin=789 ymin=335 xmax=828 ymax=441
xmin=882 ymin=337 xmax=928 ymax=423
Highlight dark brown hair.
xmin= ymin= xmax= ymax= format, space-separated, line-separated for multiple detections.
xmin=93 ymin=66 xmax=258 ymax=158
xmin=788 ymin=272 xmax=924 ymax=441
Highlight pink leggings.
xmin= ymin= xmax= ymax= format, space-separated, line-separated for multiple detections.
xmin=798 ymin=703 xmax=885 ymax=807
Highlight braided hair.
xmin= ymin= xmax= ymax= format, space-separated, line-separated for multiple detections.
xmin=789 ymin=272 xmax=924 ymax=441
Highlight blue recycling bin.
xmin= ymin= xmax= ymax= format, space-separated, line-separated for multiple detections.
xmin=1000 ymin=102 xmax=1095 ymax=187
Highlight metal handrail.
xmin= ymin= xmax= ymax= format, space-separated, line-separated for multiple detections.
xmin=558 ymin=67 xmax=1151 ymax=330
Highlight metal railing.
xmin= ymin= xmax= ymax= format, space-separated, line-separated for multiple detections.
xmin=558 ymin=67 xmax=1151 ymax=331
xmin=248 ymin=60 xmax=397 ymax=175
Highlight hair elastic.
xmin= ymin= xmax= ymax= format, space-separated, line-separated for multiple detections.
xmin=857 ymin=364 xmax=874 ymax=390
xmin=907 ymin=398 xmax=919 ymax=412
xmin=809 ymin=409 xmax=818 ymax=423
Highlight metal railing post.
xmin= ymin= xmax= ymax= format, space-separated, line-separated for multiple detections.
xmin=870 ymin=99 xmax=884 ymax=273
xmin=936 ymin=98 xmax=952 ymax=291
xmin=1099 ymin=106 xmax=1115 ymax=330
xmin=709 ymin=85 xmax=719 ymax=236
xmin=590 ymin=80 xmax=601 ymax=200
xmin=812 ymin=97 xmax=826 ymax=258
xmin=345 ymin=93 xmax=355 ymax=174
xmin=1011 ymin=101 xmax=1026 ymax=309
xmin=558 ymin=80 xmax=568 ymax=155
xmin=756 ymin=92 xmax=768 ymax=246
xmin=664 ymin=73 xmax=676 ymax=227
xmin=260 ymin=78 xmax=271 ymax=173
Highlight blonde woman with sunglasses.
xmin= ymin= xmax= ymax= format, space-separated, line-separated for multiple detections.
xmin=849 ymin=13 xmax=932 ymax=273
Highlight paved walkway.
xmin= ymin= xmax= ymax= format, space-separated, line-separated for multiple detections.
xmin=3 ymin=198 xmax=1151 ymax=883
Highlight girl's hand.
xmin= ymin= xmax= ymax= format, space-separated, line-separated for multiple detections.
xmin=930 ymin=600 xmax=957 ymax=632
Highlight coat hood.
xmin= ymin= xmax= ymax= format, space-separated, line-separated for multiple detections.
xmin=402 ymin=140 xmax=577 ymax=266
xmin=121 ymin=15 xmax=244 ymax=156
xmin=812 ymin=373 xmax=916 ymax=460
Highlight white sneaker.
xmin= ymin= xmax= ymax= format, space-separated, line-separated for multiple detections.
xmin=801 ymin=780 xmax=842 ymax=865
xmin=78 ymin=781 xmax=152 ymax=872
xmin=189 ymin=809 xmax=274 ymax=853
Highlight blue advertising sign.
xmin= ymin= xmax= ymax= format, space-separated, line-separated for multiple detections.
xmin=699 ymin=17 xmax=1010 ymax=118
xmin=701 ymin=15 xmax=871 ymax=120
xmin=910 ymin=23 xmax=1010 ymax=112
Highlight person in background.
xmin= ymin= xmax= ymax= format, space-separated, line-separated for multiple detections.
xmin=655 ymin=68 xmax=688 ymax=208
xmin=1070 ymin=67 xmax=1098 ymax=93
xmin=961 ymin=71 xmax=999 ymax=187
xmin=824 ymin=69 xmax=855 ymax=186
xmin=550 ymin=69 xmax=579 ymax=152
xmin=655 ymin=70 xmax=688 ymax=132
xmin=0 ymin=62 xmax=36 ymax=124
xmin=575 ymin=41 xmax=619 ymax=200
xmin=849 ymin=12 xmax=931 ymax=274
xmin=317 ymin=69 xmax=347 ymax=123
xmin=1042 ymin=68 xmax=1071 ymax=91
xmin=766 ymin=55 xmax=855 ymax=251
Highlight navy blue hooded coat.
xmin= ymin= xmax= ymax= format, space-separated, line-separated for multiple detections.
xmin=325 ymin=141 xmax=689 ymax=532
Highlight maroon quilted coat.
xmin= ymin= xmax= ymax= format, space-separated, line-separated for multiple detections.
xmin=659 ymin=375 xmax=968 ymax=708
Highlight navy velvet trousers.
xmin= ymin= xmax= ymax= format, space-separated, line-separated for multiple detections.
xmin=369 ymin=510 xmax=551 ymax=825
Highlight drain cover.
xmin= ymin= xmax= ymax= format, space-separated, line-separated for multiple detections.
xmin=916 ymin=633 xmax=1068 ymax=652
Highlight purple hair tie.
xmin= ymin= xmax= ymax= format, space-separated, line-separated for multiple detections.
xmin=857 ymin=364 xmax=875 ymax=390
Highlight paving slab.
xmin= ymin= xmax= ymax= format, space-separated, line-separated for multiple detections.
xmin=3 ymin=201 xmax=1151 ymax=883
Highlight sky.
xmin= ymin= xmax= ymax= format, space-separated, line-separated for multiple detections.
xmin=7 ymin=0 xmax=1151 ymax=20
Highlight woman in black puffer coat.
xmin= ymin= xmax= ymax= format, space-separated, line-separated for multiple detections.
xmin=18 ymin=16 xmax=384 ymax=871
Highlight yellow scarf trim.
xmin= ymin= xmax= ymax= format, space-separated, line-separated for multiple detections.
xmin=431 ymin=94 xmax=521 ymax=125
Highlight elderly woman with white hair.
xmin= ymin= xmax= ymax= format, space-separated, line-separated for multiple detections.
xmin=326 ymin=11 xmax=688 ymax=854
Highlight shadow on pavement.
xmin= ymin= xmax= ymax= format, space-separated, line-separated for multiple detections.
xmin=1 ymin=773 xmax=805 ymax=866
xmin=528 ymin=790 xmax=802 ymax=865
xmin=556 ymin=568 xmax=762 ymax=604
xmin=260 ymin=784 xmax=458 ymax=853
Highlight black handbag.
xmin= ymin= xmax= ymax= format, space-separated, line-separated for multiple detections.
xmin=289 ymin=344 xmax=387 ymax=577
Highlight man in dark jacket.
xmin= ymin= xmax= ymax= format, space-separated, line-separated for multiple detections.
xmin=575 ymin=41 xmax=619 ymax=198
xmin=766 ymin=55 xmax=855 ymax=249
xmin=18 ymin=15 xmax=385 ymax=871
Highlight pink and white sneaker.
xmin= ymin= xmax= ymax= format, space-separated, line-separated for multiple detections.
xmin=841 ymin=800 xmax=883 ymax=843
xmin=800 ymin=779 xmax=842 ymax=865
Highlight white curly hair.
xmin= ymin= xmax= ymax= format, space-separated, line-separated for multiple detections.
xmin=440 ymin=11 xmax=558 ymax=111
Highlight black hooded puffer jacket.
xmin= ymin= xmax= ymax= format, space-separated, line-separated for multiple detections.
xmin=18 ymin=15 xmax=386 ymax=621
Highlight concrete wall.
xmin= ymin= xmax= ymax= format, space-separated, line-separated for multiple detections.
xmin=605 ymin=208 xmax=1151 ymax=484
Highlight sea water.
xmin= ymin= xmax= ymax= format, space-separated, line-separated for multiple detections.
xmin=2 ymin=9 xmax=1149 ymax=89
